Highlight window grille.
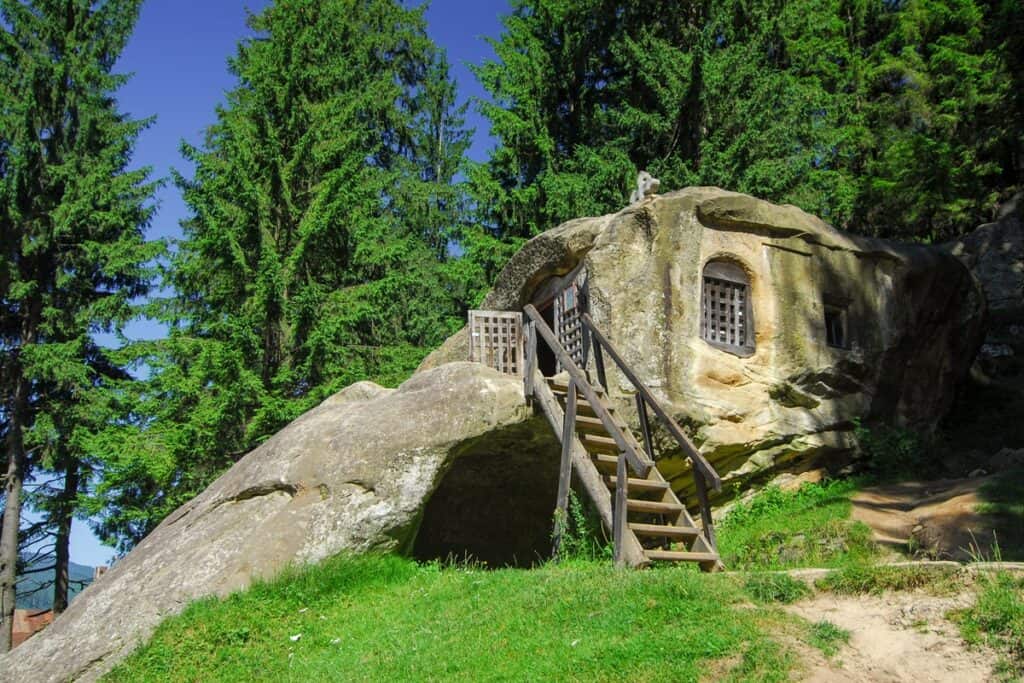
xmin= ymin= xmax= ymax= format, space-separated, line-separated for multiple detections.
xmin=700 ymin=261 xmax=754 ymax=356
xmin=468 ymin=310 xmax=524 ymax=376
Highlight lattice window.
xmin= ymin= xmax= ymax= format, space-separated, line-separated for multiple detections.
xmin=700 ymin=261 xmax=754 ymax=356
xmin=468 ymin=310 xmax=525 ymax=376
xmin=553 ymin=272 xmax=588 ymax=371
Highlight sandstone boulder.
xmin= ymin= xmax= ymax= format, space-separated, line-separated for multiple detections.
xmin=947 ymin=193 xmax=1024 ymax=380
xmin=948 ymin=193 xmax=1024 ymax=317
xmin=0 ymin=363 xmax=560 ymax=682
xmin=421 ymin=187 xmax=986 ymax=496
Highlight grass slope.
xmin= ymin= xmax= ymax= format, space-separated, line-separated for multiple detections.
xmin=106 ymin=556 xmax=794 ymax=682
xmin=716 ymin=479 xmax=875 ymax=570
xmin=107 ymin=477 xmax=1024 ymax=681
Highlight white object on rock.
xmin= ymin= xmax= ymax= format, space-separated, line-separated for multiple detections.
xmin=629 ymin=170 xmax=661 ymax=204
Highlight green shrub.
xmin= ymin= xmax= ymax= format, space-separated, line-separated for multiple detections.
xmin=853 ymin=418 xmax=932 ymax=480
xmin=552 ymin=490 xmax=611 ymax=562
xmin=743 ymin=573 xmax=811 ymax=604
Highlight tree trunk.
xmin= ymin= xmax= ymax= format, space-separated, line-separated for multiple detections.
xmin=0 ymin=408 xmax=26 ymax=653
xmin=52 ymin=460 xmax=80 ymax=615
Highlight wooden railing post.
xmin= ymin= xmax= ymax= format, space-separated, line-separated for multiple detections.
xmin=552 ymin=380 xmax=576 ymax=559
xmin=693 ymin=470 xmax=716 ymax=549
xmin=613 ymin=452 xmax=628 ymax=567
xmin=523 ymin=320 xmax=536 ymax=402
xmin=635 ymin=394 xmax=654 ymax=460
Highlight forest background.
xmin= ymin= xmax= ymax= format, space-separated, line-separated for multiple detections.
xmin=0 ymin=0 xmax=1021 ymax=651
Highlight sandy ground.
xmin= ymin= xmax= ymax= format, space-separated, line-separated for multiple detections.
xmin=787 ymin=590 xmax=994 ymax=682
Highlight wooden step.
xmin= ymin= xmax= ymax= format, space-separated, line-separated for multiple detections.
xmin=573 ymin=414 xmax=607 ymax=433
xmin=592 ymin=453 xmax=618 ymax=471
xmin=575 ymin=401 xmax=617 ymax=420
xmin=604 ymin=476 xmax=669 ymax=492
xmin=626 ymin=499 xmax=684 ymax=514
xmin=644 ymin=549 xmax=720 ymax=563
xmin=580 ymin=433 xmax=619 ymax=454
xmin=629 ymin=523 xmax=700 ymax=540
xmin=548 ymin=378 xmax=604 ymax=396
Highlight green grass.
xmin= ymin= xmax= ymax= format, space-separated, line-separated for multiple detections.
xmin=953 ymin=572 xmax=1024 ymax=679
xmin=806 ymin=620 xmax=850 ymax=658
xmin=743 ymin=573 xmax=811 ymax=604
xmin=977 ymin=469 xmax=1024 ymax=560
xmin=105 ymin=554 xmax=798 ymax=682
xmin=717 ymin=480 xmax=876 ymax=570
xmin=815 ymin=562 xmax=961 ymax=596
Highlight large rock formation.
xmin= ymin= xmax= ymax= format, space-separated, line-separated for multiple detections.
xmin=422 ymin=187 xmax=986 ymax=496
xmin=1 ymin=187 xmax=986 ymax=681
xmin=0 ymin=363 xmax=560 ymax=682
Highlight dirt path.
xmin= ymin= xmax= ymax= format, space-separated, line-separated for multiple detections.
xmin=851 ymin=477 xmax=997 ymax=561
xmin=787 ymin=590 xmax=993 ymax=682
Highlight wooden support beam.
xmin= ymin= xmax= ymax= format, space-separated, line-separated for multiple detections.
xmin=552 ymin=380 xmax=576 ymax=559
xmin=614 ymin=453 xmax=628 ymax=567
xmin=693 ymin=470 xmax=717 ymax=549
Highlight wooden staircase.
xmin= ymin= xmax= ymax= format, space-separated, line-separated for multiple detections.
xmin=521 ymin=303 xmax=724 ymax=571
xmin=547 ymin=378 xmax=721 ymax=570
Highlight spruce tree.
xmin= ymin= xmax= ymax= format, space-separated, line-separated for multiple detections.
xmin=0 ymin=0 xmax=156 ymax=646
xmin=87 ymin=0 xmax=469 ymax=550
xmin=472 ymin=0 xmax=1021 ymax=248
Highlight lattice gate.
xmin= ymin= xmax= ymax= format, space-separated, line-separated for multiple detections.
xmin=468 ymin=310 xmax=525 ymax=376
xmin=554 ymin=270 xmax=588 ymax=372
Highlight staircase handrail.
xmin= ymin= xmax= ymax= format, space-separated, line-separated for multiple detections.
xmin=581 ymin=312 xmax=722 ymax=490
xmin=523 ymin=305 xmax=653 ymax=479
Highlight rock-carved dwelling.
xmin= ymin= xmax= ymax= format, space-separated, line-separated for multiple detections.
xmin=416 ymin=186 xmax=985 ymax=568
xmin=0 ymin=188 xmax=993 ymax=681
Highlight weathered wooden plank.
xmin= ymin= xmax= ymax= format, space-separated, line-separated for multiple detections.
xmin=644 ymin=550 xmax=720 ymax=563
xmin=523 ymin=320 xmax=535 ymax=399
xmin=628 ymin=523 xmax=700 ymax=540
xmin=693 ymin=470 xmax=717 ymax=549
xmin=626 ymin=499 xmax=684 ymax=514
xmin=552 ymin=380 xmax=576 ymax=559
xmin=614 ymin=454 xmax=628 ymax=567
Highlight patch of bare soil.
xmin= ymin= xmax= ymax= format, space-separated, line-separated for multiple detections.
xmin=787 ymin=590 xmax=994 ymax=682
xmin=851 ymin=477 xmax=998 ymax=560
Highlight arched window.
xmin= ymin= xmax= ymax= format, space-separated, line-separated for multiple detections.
xmin=701 ymin=260 xmax=754 ymax=356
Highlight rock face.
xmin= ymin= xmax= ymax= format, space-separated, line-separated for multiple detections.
xmin=422 ymin=187 xmax=985 ymax=496
xmin=949 ymin=193 xmax=1024 ymax=317
xmin=0 ymin=363 xmax=559 ymax=682
xmin=947 ymin=193 xmax=1024 ymax=378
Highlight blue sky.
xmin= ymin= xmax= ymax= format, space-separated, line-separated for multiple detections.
xmin=65 ymin=0 xmax=509 ymax=568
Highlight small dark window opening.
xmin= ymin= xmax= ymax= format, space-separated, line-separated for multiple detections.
xmin=824 ymin=305 xmax=847 ymax=348
xmin=701 ymin=260 xmax=754 ymax=356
